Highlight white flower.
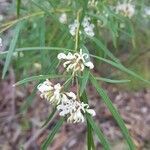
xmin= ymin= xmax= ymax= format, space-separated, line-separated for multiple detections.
xmin=57 ymin=49 xmax=94 ymax=74
xmin=69 ymin=20 xmax=79 ymax=36
xmin=84 ymin=61 xmax=94 ymax=69
xmin=66 ymin=92 xmax=77 ymax=100
xmin=37 ymin=79 xmax=96 ymax=123
xmin=37 ymin=79 xmax=53 ymax=93
xmin=37 ymin=80 xmax=62 ymax=105
xmin=88 ymin=0 xmax=98 ymax=8
xmin=82 ymin=17 xmax=95 ymax=37
xmin=116 ymin=2 xmax=135 ymax=18
xmin=82 ymin=17 xmax=91 ymax=27
xmin=69 ymin=16 xmax=95 ymax=37
xmin=57 ymin=99 xmax=96 ymax=123
xmin=58 ymin=52 xmax=75 ymax=60
xmin=57 ymin=99 xmax=77 ymax=116
xmin=67 ymin=109 xmax=85 ymax=123
xmin=143 ymin=7 xmax=150 ymax=17
xmin=80 ymin=102 xmax=96 ymax=116
xmin=0 ymin=38 xmax=2 ymax=47
xmin=59 ymin=13 xmax=67 ymax=24
xmin=50 ymin=83 xmax=62 ymax=104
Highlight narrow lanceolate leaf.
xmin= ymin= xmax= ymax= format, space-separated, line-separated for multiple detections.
xmin=39 ymin=16 xmax=46 ymax=72
xmin=14 ymin=74 xmax=67 ymax=86
xmin=89 ymin=37 xmax=120 ymax=63
xmin=2 ymin=23 xmax=22 ymax=79
xmin=86 ymin=114 xmax=110 ymax=150
xmin=95 ymin=77 xmax=130 ymax=84
xmin=91 ymin=55 xmax=150 ymax=84
xmin=41 ymin=108 xmax=57 ymax=128
xmin=90 ymin=73 xmax=136 ymax=150
xmin=17 ymin=0 xmax=21 ymax=17
xmin=41 ymin=118 xmax=64 ymax=150
xmin=81 ymin=91 xmax=105 ymax=150
xmin=20 ymin=87 xmax=36 ymax=113
xmin=79 ymin=68 xmax=90 ymax=96
xmin=0 ymin=47 xmax=74 ymax=58
xmin=20 ymin=85 xmax=40 ymax=113
xmin=87 ymin=117 xmax=96 ymax=150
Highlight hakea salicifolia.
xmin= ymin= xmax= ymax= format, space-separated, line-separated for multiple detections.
xmin=37 ymin=80 xmax=96 ymax=123
xmin=115 ymin=2 xmax=135 ymax=18
xmin=59 ymin=13 xmax=67 ymax=24
xmin=57 ymin=49 xmax=94 ymax=75
xmin=69 ymin=16 xmax=95 ymax=37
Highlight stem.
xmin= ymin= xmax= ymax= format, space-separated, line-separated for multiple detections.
xmin=63 ymin=75 xmax=73 ymax=87
xmin=0 ymin=8 xmax=71 ymax=33
xmin=75 ymin=9 xmax=82 ymax=51
xmin=76 ymin=76 xmax=80 ymax=101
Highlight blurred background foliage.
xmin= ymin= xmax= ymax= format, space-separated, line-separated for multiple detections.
xmin=0 ymin=0 xmax=150 ymax=90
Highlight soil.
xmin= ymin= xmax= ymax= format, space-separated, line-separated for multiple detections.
xmin=0 ymin=68 xmax=150 ymax=150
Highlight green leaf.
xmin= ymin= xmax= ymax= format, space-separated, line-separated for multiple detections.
xmin=2 ymin=22 xmax=22 ymax=79
xmin=14 ymin=74 xmax=67 ymax=86
xmin=31 ymin=0 xmax=51 ymax=16
xmin=0 ymin=47 xmax=74 ymax=59
xmin=41 ymin=107 xmax=57 ymax=128
xmin=91 ymin=54 xmax=150 ymax=84
xmin=79 ymin=68 xmax=90 ymax=96
xmin=39 ymin=16 xmax=46 ymax=72
xmin=17 ymin=0 xmax=21 ymax=17
xmin=86 ymin=114 xmax=110 ymax=150
xmin=89 ymin=37 xmax=120 ymax=63
xmin=81 ymin=91 xmax=108 ymax=150
xmin=90 ymin=73 xmax=135 ymax=150
xmin=20 ymin=88 xmax=36 ymax=113
xmin=87 ymin=119 xmax=96 ymax=150
xmin=41 ymin=118 xmax=64 ymax=150
xmin=95 ymin=77 xmax=130 ymax=84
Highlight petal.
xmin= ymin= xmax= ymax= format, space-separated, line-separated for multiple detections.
xmin=84 ymin=61 xmax=94 ymax=69
xmin=57 ymin=104 xmax=64 ymax=110
xmin=54 ymin=83 xmax=61 ymax=90
xmin=63 ymin=61 xmax=71 ymax=67
xmin=80 ymin=63 xmax=85 ymax=71
xmin=66 ymin=64 xmax=75 ymax=72
xmin=61 ymin=94 xmax=69 ymax=103
xmin=86 ymin=109 xmax=96 ymax=116
xmin=57 ymin=53 xmax=67 ymax=59
xmin=59 ymin=110 xmax=67 ymax=116
xmin=66 ymin=52 xmax=75 ymax=60
xmin=67 ymin=114 xmax=74 ymax=123
xmin=76 ymin=111 xmax=84 ymax=123
xmin=37 ymin=83 xmax=53 ymax=93
xmin=66 ymin=92 xmax=76 ymax=100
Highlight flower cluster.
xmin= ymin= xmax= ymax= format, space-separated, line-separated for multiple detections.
xmin=57 ymin=99 xmax=96 ymax=123
xmin=57 ymin=49 xmax=94 ymax=75
xmin=88 ymin=0 xmax=98 ymax=8
xmin=115 ymin=2 xmax=135 ymax=18
xmin=82 ymin=17 xmax=95 ymax=37
xmin=37 ymin=80 xmax=62 ymax=105
xmin=69 ymin=16 xmax=95 ymax=37
xmin=37 ymin=80 xmax=96 ymax=123
xmin=68 ymin=19 xmax=79 ymax=36
xmin=59 ymin=13 xmax=67 ymax=24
